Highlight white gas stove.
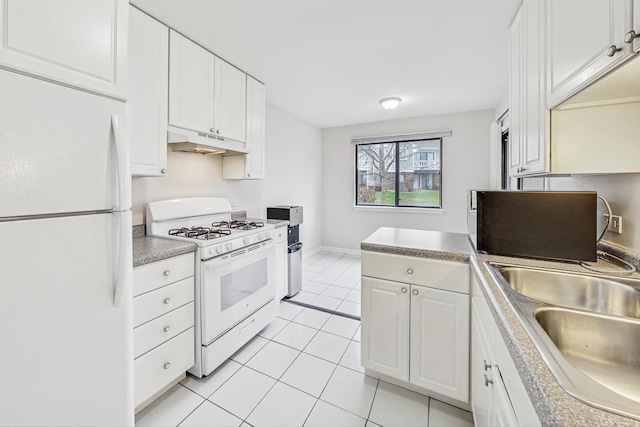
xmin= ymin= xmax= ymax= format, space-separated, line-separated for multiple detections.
xmin=146 ymin=197 xmax=277 ymax=378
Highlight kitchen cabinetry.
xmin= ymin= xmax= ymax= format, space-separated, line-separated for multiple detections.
xmin=129 ymin=7 xmax=169 ymax=177
xmin=274 ymin=227 xmax=289 ymax=300
xmin=509 ymin=0 xmax=549 ymax=177
xmin=470 ymin=266 xmax=540 ymax=427
xmin=546 ymin=0 xmax=634 ymax=108
xmin=222 ymin=77 xmax=267 ymax=180
xmin=0 ymin=0 xmax=127 ymax=100
xmin=133 ymin=252 xmax=195 ymax=411
xmin=168 ymin=30 xmax=246 ymax=145
xmin=361 ymin=251 xmax=469 ymax=405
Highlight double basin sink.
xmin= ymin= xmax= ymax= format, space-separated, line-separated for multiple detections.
xmin=488 ymin=263 xmax=640 ymax=421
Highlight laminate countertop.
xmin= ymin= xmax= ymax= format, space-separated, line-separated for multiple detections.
xmin=132 ymin=225 xmax=196 ymax=268
xmin=361 ymin=226 xmax=640 ymax=427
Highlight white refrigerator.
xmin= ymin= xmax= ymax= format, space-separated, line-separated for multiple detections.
xmin=0 ymin=68 xmax=134 ymax=425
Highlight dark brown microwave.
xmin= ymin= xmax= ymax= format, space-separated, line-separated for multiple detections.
xmin=468 ymin=190 xmax=597 ymax=262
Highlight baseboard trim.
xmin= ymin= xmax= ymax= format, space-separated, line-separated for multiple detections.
xmin=320 ymin=246 xmax=362 ymax=255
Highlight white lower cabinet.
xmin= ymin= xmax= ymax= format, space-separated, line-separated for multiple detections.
xmin=274 ymin=228 xmax=288 ymax=300
xmin=361 ymin=251 xmax=470 ymax=404
xmin=133 ymin=252 xmax=195 ymax=411
xmin=470 ymin=265 xmax=540 ymax=427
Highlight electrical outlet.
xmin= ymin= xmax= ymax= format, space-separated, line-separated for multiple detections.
xmin=604 ymin=214 xmax=623 ymax=234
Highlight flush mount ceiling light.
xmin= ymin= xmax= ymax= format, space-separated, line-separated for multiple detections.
xmin=379 ymin=97 xmax=402 ymax=110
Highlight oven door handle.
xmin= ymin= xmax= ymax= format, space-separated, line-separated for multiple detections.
xmin=204 ymin=240 xmax=275 ymax=268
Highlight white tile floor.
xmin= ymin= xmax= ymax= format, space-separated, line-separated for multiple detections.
xmin=135 ymin=301 xmax=474 ymax=427
xmin=291 ymin=251 xmax=363 ymax=318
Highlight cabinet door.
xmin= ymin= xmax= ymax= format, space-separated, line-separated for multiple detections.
xmin=508 ymin=7 xmax=524 ymax=177
xmin=169 ymin=30 xmax=215 ymax=134
xmin=275 ymin=240 xmax=288 ymax=300
xmin=471 ymin=299 xmax=495 ymax=427
xmin=361 ymin=276 xmax=410 ymax=381
xmin=522 ymin=0 xmax=548 ymax=175
xmin=214 ymin=57 xmax=247 ymax=142
xmin=409 ymin=285 xmax=469 ymax=402
xmin=490 ymin=374 xmax=520 ymax=427
xmin=0 ymin=0 xmax=127 ymax=99
xmin=129 ymin=7 xmax=169 ymax=177
xmin=633 ymin=0 xmax=640 ymax=51
xmin=245 ymin=76 xmax=266 ymax=179
xmin=547 ymin=0 xmax=631 ymax=108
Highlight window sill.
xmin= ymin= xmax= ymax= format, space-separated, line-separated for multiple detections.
xmin=352 ymin=205 xmax=444 ymax=214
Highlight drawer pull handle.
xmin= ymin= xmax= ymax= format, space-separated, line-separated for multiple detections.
xmin=164 ymin=298 xmax=171 ymax=305
xmin=239 ymin=318 xmax=256 ymax=334
xmin=164 ymin=362 xmax=171 ymax=370
xmin=484 ymin=360 xmax=492 ymax=371
xmin=412 ymin=289 xmax=418 ymax=295
xmin=401 ymin=288 xmax=407 ymax=293
xmin=164 ymin=270 xmax=171 ymax=277
xmin=407 ymin=268 xmax=413 ymax=274
xmin=484 ymin=374 xmax=493 ymax=387
xmin=164 ymin=326 xmax=171 ymax=333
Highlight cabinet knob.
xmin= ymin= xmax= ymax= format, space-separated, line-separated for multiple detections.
xmin=407 ymin=268 xmax=414 ymax=275
xmin=210 ymin=128 xmax=216 ymax=133
xmin=164 ymin=326 xmax=171 ymax=333
xmin=412 ymin=289 xmax=418 ymax=295
xmin=625 ymin=30 xmax=640 ymax=44
xmin=161 ymin=168 xmax=167 ymax=174
xmin=164 ymin=362 xmax=171 ymax=370
xmin=401 ymin=288 xmax=408 ymax=293
xmin=606 ymin=44 xmax=623 ymax=57
xmin=216 ymin=129 xmax=220 ymax=134
xmin=164 ymin=298 xmax=171 ymax=305
xmin=484 ymin=360 xmax=492 ymax=371
xmin=164 ymin=270 xmax=171 ymax=277
xmin=247 ymin=173 xmax=251 ymax=177
xmin=484 ymin=374 xmax=493 ymax=387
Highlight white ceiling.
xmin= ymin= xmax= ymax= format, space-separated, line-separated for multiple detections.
xmin=131 ymin=0 xmax=521 ymax=128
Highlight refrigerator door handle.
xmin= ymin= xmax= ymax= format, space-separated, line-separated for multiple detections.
xmin=111 ymin=114 xmax=131 ymax=211
xmin=113 ymin=210 xmax=131 ymax=308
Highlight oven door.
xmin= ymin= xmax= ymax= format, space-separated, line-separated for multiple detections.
xmin=200 ymin=240 xmax=276 ymax=345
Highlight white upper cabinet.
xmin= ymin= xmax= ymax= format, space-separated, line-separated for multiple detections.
xmin=546 ymin=0 xmax=633 ymax=108
xmin=222 ymin=77 xmax=266 ymax=180
xmin=632 ymin=0 xmax=640 ymax=51
xmin=0 ymin=0 xmax=127 ymax=100
xmin=509 ymin=0 xmax=549 ymax=177
xmin=169 ymin=30 xmax=215 ymax=134
xmin=129 ymin=7 xmax=169 ymax=177
xmin=214 ymin=58 xmax=246 ymax=142
xmin=168 ymin=30 xmax=248 ymax=145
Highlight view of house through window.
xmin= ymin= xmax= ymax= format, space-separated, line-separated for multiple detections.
xmin=356 ymin=138 xmax=442 ymax=208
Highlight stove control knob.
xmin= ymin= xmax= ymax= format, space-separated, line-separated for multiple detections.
xmin=265 ymin=231 xmax=271 ymax=239
xmin=258 ymin=233 xmax=264 ymax=240
xmin=216 ymin=246 xmax=224 ymax=254
xmin=243 ymin=237 xmax=250 ymax=245
xmin=226 ymin=242 xmax=233 ymax=250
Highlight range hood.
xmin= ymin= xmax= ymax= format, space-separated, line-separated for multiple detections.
xmin=168 ymin=126 xmax=249 ymax=155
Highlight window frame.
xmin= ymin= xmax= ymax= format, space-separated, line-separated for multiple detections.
xmin=354 ymin=137 xmax=443 ymax=209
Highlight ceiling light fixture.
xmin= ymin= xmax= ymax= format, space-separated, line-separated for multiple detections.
xmin=379 ymin=97 xmax=402 ymax=110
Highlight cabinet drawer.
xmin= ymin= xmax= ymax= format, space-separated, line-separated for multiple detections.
xmin=134 ymin=277 xmax=194 ymax=327
xmin=133 ymin=253 xmax=194 ymax=296
xmin=274 ymin=228 xmax=287 ymax=243
xmin=362 ymin=251 xmax=469 ymax=294
xmin=134 ymin=327 xmax=194 ymax=408
xmin=134 ymin=302 xmax=194 ymax=358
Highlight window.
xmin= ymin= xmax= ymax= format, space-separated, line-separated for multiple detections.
xmin=356 ymin=137 xmax=443 ymax=208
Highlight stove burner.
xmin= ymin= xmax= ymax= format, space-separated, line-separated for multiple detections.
xmin=211 ymin=220 xmax=265 ymax=230
xmin=168 ymin=226 xmax=232 ymax=240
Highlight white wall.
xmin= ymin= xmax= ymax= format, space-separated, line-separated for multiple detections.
xmin=546 ymin=174 xmax=640 ymax=249
xmin=321 ymin=109 xmax=495 ymax=250
xmin=132 ymin=103 xmax=324 ymax=252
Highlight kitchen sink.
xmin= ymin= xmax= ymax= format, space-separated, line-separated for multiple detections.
xmin=535 ymin=308 xmax=640 ymax=406
xmin=498 ymin=266 xmax=640 ymax=319
xmin=487 ymin=262 xmax=640 ymax=421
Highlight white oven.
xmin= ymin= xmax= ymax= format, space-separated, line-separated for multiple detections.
xmin=200 ymin=239 xmax=276 ymax=345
